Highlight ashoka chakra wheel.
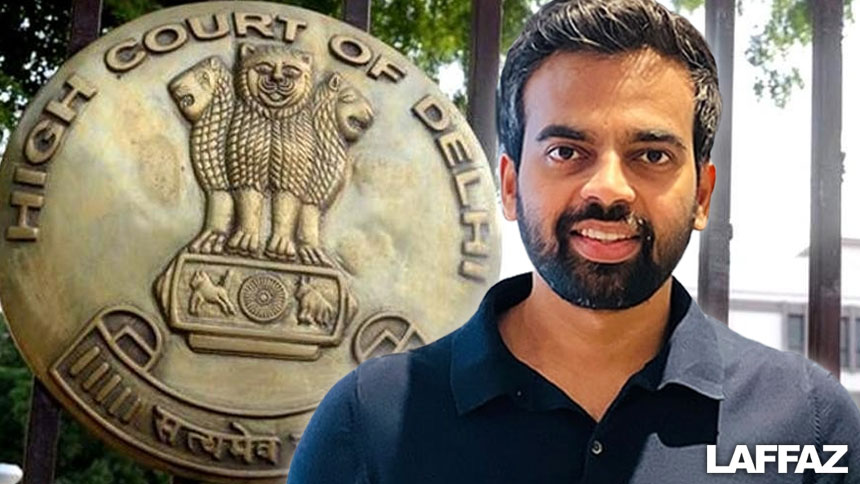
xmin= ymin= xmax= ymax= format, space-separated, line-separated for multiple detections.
xmin=239 ymin=274 xmax=289 ymax=323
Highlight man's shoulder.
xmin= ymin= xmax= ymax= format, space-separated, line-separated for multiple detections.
xmin=351 ymin=328 xmax=456 ymax=398
xmin=289 ymin=327 xmax=461 ymax=483
xmin=701 ymin=315 xmax=860 ymax=451
xmin=707 ymin=315 xmax=849 ymax=404
xmin=310 ymin=329 xmax=460 ymax=457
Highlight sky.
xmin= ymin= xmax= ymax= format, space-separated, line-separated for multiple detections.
xmin=440 ymin=0 xmax=859 ymax=301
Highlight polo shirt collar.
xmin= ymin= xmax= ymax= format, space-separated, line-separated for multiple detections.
xmin=658 ymin=280 xmax=726 ymax=400
xmin=450 ymin=273 xmax=725 ymax=416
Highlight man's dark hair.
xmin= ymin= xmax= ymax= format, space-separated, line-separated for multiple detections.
xmin=497 ymin=0 xmax=722 ymax=172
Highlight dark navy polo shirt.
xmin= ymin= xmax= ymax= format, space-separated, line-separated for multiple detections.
xmin=288 ymin=274 xmax=860 ymax=483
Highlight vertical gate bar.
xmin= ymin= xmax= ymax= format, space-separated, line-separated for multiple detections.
xmin=67 ymin=0 xmax=103 ymax=56
xmin=343 ymin=0 xmax=371 ymax=32
xmin=466 ymin=0 xmax=502 ymax=174
xmin=697 ymin=0 xmax=735 ymax=324
xmin=808 ymin=0 xmax=843 ymax=377
xmin=22 ymin=2 xmax=103 ymax=483
xmin=22 ymin=381 xmax=62 ymax=484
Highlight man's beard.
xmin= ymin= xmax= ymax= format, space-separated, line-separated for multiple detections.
xmin=516 ymin=195 xmax=694 ymax=310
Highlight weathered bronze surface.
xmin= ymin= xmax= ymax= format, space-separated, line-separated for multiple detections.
xmin=0 ymin=2 xmax=500 ymax=482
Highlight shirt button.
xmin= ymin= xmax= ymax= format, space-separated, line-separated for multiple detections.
xmin=515 ymin=390 xmax=523 ymax=397
xmin=590 ymin=440 xmax=604 ymax=456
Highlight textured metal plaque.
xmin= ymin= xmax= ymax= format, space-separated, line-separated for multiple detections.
xmin=0 ymin=2 xmax=500 ymax=482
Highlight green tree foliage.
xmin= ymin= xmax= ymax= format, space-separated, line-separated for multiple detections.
xmin=0 ymin=1 xmax=70 ymax=146
xmin=0 ymin=312 xmax=30 ymax=467
xmin=673 ymin=0 xmax=855 ymax=107
xmin=0 ymin=0 xmax=534 ymax=146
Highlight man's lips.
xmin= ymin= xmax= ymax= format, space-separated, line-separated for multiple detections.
xmin=569 ymin=222 xmax=641 ymax=263
xmin=571 ymin=219 xmax=637 ymax=237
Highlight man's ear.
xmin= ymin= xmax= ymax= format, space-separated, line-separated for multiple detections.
xmin=500 ymin=153 xmax=518 ymax=221
xmin=694 ymin=161 xmax=716 ymax=231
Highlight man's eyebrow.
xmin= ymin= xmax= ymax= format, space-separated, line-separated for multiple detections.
xmin=535 ymin=124 xmax=592 ymax=142
xmin=632 ymin=130 xmax=687 ymax=151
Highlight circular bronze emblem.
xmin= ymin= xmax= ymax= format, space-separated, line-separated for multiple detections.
xmin=0 ymin=2 xmax=500 ymax=482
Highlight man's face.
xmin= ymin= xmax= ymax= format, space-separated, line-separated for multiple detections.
xmin=500 ymin=49 xmax=716 ymax=309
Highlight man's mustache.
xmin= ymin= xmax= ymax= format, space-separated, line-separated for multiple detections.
xmin=556 ymin=202 xmax=645 ymax=236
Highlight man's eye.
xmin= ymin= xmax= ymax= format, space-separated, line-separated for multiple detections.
xmin=548 ymin=145 xmax=580 ymax=162
xmin=638 ymin=149 xmax=669 ymax=164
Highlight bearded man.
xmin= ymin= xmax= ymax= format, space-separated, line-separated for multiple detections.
xmin=288 ymin=1 xmax=860 ymax=482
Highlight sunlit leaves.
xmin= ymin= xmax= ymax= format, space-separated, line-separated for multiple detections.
xmin=673 ymin=0 xmax=853 ymax=107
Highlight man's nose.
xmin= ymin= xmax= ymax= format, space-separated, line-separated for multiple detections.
xmin=579 ymin=152 xmax=635 ymax=206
